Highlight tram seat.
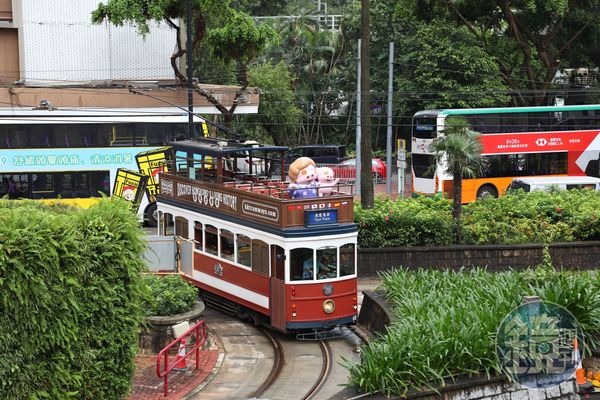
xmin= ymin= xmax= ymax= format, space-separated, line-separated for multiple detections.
xmin=235 ymin=183 xmax=253 ymax=191
xmin=250 ymin=186 xmax=269 ymax=195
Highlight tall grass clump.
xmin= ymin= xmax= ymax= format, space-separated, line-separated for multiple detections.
xmin=0 ymin=198 xmax=147 ymax=400
xmin=345 ymin=267 xmax=600 ymax=397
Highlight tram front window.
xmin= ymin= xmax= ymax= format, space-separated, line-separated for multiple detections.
xmin=340 ymin=243 xmax=355 ymax=277
xmin=316 ymin=247 xmax=337 ymax=280
xmin=290 ymin=248 xmax=314 ymax=281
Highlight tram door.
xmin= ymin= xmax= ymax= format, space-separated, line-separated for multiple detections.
xmin=270 ymin=245 xmax=286 ymax=331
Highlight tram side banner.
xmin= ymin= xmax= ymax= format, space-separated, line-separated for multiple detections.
xmin=112 ymin=168 xmax=148 ymax=213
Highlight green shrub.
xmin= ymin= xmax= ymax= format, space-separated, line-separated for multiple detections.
xmin=357 ymin=190 xmax=600 ymax=247
xmin=0 ymin=198 xmax=147 ymax=400
xmin=355 ymin=197 xmax=453 ymax=247
xmin=344 ymin=267 xmax=600 ymax=397
xmin=144 ymin=275 xmax=198 ymax=316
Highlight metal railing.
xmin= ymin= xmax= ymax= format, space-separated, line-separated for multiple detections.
xmin=156 ymin=320 xmax=207 ymax=397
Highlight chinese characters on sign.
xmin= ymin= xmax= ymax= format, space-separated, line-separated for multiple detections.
xmin=496 ymin=300 xmax=582 ymax=389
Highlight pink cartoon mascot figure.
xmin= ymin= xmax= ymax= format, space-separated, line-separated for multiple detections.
xmin=316 ymin=166 xmax=339 ymax=197
xmin=287 ymin=157 xmax=318 ymax=198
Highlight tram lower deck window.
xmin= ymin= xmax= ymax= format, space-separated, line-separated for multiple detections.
xmin=220 ymin=229 xmax=235 ymax=261
xmin=340 ymin=244 xmax=355 ymax=276
xmin=205 ymin=225 xmax=218 ymax=255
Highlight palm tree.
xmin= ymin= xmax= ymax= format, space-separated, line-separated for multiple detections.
xmin=429 ymin=117 xmax=486 ymax=243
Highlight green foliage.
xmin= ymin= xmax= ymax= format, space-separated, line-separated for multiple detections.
xmin=357 ymin=189 xmax=600 ymax=247
xmin=355 ymin=196 xmax=453 ymax=247
xmin=0 ymin=198 xmax=147 ymax=400
xmin=144 ymin=275 xmax=198 ymax=316
xmin=207 ymin=10 xmax=276 ymax=65
xmin=239 ymin=62 xmax=302 ymax=145
xmin=345 ymin=267 xmax=600 ymax=396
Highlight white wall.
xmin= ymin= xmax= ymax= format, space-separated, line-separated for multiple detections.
xmin=19 ymin=0 xmax=175 ymax=81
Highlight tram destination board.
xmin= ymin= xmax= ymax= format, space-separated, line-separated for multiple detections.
xmin=304 ymin=209 xmax=338 ymax=226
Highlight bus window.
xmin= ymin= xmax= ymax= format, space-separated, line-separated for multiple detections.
xmin=29 ymin=125 xmax=52 ymax=147
xmin=251 ymin=239 xmax=269 ymax=276
xmin=175 ymin=216 xmax=189 ymax=239
xmin=290 ymin=248 xmax=313 ymax=281
xmin=194 ymin=222 xmax=203 ymax=250
xmin=74 ymin=172 xmax=91 ymax=197
xmin=316 ymin=247 xmax=337 ymax=280
xmin=205 ymin=225 xmax=218 ymax=255
xmin=220 ymin=229 xmax=235 ymax=261
xmin=236 ymin=234 xmax=251 ymax=267
xmin=32 ymin=173 xmax=55 ymax=199
xmin=90 ymin=171 xmax=110 ymax=197
xmin=340 ymin=244 xmax=355 ymax=277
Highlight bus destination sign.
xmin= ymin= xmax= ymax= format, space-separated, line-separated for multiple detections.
xmin=305 ymin=209 xmax=338 ymax=226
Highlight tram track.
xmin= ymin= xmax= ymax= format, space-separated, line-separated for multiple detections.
xmin=193 ymin=306 xmax=360 ymax=400
xmin=252 ymin=331 xmax=333 ymax=400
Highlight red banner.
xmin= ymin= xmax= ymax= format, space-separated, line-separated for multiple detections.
xmin=481 ymin=130 xmax=600 ymax=154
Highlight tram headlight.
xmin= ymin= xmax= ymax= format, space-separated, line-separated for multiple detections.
xmin=323 ymin=299 xmax=336 ymax=314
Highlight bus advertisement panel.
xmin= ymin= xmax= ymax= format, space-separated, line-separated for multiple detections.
xmin=112 ymin=168 xmax=149 ymax=212
xmin=135 ymin=146 xmax=174 ymax=203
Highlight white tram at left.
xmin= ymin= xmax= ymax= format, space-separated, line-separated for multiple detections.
xmin=155 ymin=138 xmax=358 ymax=335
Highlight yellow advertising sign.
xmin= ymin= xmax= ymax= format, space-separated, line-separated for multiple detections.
xmin=112 ymin=168 xmax=148 ymax=212
xmin=135 ymin=147 xmax=174 ymax=202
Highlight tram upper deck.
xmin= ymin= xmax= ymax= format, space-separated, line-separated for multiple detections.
xmin=157 ymin=138 xmax=356 ymax=232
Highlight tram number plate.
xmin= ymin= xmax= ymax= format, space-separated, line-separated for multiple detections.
xmin=305 ymin=209 xmax=338 ymax=226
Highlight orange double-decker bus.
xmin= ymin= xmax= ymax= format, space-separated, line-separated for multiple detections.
xmin=411 ymin=105 xmax=600 ymax=202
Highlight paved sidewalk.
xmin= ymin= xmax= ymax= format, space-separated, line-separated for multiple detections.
xmin=129 ymin=331 xmax=222 ymax=400
xmin=129 ymin=278 xmax=381 ymax=399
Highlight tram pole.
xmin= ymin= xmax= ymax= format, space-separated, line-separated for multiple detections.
xmin=186 ymin=0 xmax=194 ymax=138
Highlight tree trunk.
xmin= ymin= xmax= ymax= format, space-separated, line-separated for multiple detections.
xmin=453 ymin=172 xmax=462 ymax=244
xmin=360 ymin=0 xmax=374 ymax=208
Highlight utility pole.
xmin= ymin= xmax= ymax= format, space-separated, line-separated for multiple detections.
xmin=186 ymin=0 xmax=194 ymax=138
xmin=355 ymin=39 xmax=361 ymax=194
xmin=386 ymin=42 xmax=394 ymax=195
xmin=360 ymin=0 xmax=373 ymax=207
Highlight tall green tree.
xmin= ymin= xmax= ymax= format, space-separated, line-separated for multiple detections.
xmin=398 ymin=0 xmax=600 ymax=106
xmin=241 ymin=62 xmax=302 ymax=145
xmin=263 ymin=15 xmax=351 ymax=146
xmin=92 ymin=0 xmax=272 ymax=129
xmin=429 ymin=117 xmax=486 ymax=243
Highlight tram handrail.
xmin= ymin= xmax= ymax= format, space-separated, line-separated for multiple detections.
xmin=156 ymin=320 xmax=207 ymax=397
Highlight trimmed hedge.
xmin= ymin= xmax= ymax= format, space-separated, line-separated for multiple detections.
xmin=0 ymin=198 xmax=147 ymax=400
xmin=355 ymin=189 xmax=600 ymax=247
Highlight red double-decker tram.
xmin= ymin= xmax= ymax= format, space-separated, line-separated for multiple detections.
xmin=156 ymin=138 xmax=358 ymax=337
